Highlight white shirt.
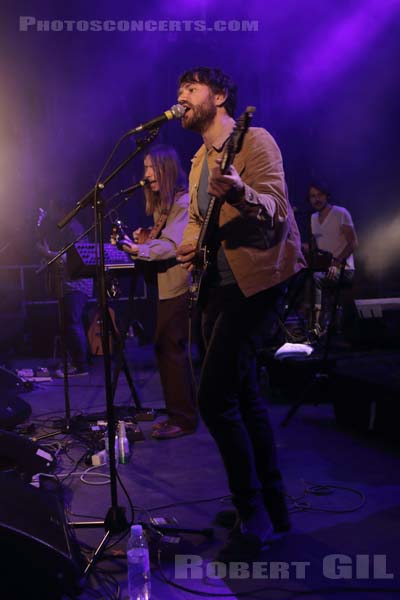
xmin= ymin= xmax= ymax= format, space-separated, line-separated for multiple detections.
xmin=311 ymin=205 xmax=355 ymax=270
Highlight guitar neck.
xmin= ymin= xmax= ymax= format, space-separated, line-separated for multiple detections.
xmin=195 ymin=150 xmax=237 ymax=252
xmin=196 ymin=195 xmax=220 ymax=250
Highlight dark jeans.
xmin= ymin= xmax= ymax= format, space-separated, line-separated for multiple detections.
xmin=199 ymin=283 xmax=286 ymax=521
xmin=154 ymin=292 xmax=198 ymax=430
xmin=63 ymin=291 xmax=89 ymax=371
xmin=313 ymin=269 xmax=355 ymax=329
xmin=313 ymin=269 xmax=355 ymax=308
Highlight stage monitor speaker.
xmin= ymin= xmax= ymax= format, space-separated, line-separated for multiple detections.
xmin=0 ymin=471 xmax=84 ymax=599
xmin=0 ymin=429 xmax=55 ymax=481
xmin=0 ymin=392 xmax=31 ymax=430
xmin=0 ymin=365 xmax=26 ymax=391
xmin=347 ymin=298 xmax=400 ymax=347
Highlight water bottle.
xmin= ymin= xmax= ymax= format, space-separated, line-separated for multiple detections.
xmin=118 ymin=420 xmax=130 ymax=464
xmin=127 ymin=524 xmax=151 ymax=600
xmin=104 ymin=429 xmax=119 ymax=466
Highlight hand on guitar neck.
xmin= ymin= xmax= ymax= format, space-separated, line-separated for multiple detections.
xmin=111 ymin=212 xmax=168 ymax=255
xmin=110 ymin=220 xmax=139 ymax=255
xmin=207 ymin=158 xmax=245 ymax=203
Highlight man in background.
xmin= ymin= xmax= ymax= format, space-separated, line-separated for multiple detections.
xmin=308 ymin=181 xmax=357 ymax=332
xmin=36 ymin=199 xmax=92 ymax=376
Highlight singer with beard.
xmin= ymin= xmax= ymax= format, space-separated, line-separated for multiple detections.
xmin=176 ymin=67 xmax=305 ymax=561
xmin=117 ymin=145 xmax=198 ymax=439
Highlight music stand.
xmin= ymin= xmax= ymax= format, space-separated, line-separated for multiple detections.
xmin=110 ymin=270 xmax=142 ymax=408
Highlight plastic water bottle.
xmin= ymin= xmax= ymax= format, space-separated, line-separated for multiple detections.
xmin=104 ymin=430 xmax=119 ymax=466
xmin=127 ymin=524 xmax=151 ymax=600
xmin=118 ymin=420 xmax=130 ymax=464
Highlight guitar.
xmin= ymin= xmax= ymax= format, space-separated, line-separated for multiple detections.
xmin=111 ymin=210 xmax=169 ymax=249
xmin=111 ymin=212 xmax=172 ymax=284
xmin=36 ymin=208 xmax=65 ymax=296
xmin=189 ymin=106 xmax=256 ymax=309
xmin=87 ymin=306 xmax=119 ymax=356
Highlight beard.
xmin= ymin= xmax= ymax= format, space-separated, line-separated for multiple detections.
xmin=315 ymin=200 xmax=328 ymax=212
xmin=181 ymin=94 xmax=217 ymax=133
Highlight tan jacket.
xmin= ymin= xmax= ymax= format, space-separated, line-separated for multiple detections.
xmin=182 ymin=127 xmax=305 ymax=296
xmin=135 ymin=192 xmax=189 ymax=300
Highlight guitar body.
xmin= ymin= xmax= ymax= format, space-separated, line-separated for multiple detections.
xmin=87 ymin=306 xmax=119 ymax=356
xmin=189 ymin=198 xmax=221 ymax=308
xmin=189 ymin=247 xmax=208 ymax=306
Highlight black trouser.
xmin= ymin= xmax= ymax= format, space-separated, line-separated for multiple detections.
xmin=199 ymin=284 xmax=286 ymax=521
xmin=63 ymin=291 xmax=89 ymax=371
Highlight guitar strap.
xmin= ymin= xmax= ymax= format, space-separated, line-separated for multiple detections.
xmin=148 ymin=186 xmax=188 ymax=240
xmin=148 ymin=211 xmax=168 ymax=240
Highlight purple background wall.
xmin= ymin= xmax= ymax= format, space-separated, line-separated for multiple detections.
xmin=1 ymin=0 xmax=400 ymax=295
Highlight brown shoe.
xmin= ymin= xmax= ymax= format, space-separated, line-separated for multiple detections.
xmin=151 ymin=420 xmax=169 ymax=431
xmin=151 ymin=424 xmax=195 ymax=440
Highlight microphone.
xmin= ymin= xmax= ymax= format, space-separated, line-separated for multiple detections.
xmin=129 ymin=104 xmax=186 ymax=134
xmin=120 ymin=179 xmax=148 ymax=195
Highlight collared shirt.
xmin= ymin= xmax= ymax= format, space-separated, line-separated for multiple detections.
xmin=182 ymin=126 xmax=306 ymax=297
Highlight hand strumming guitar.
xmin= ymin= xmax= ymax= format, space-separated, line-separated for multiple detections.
xmin=132 ymin=227 xmax=151 ymax=244
xmin=176 ymin=243 xmax=196 ymax=272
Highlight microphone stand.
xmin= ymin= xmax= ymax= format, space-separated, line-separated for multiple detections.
xmin=34 ymin=181 xmax=148 ymax=441
xmin=56 ymin=128 xmax=159 ymax=579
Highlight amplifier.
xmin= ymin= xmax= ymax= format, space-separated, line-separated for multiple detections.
xmin=67 ymin=243 xmax=135 ymax=278
xmin=0 ymin=471 xmax=84 ymax=599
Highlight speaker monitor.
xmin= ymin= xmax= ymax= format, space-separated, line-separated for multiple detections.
xmin=0 ymin=429 xmax=55 ymax=481
xmin=0 ymin=391 xmax=32 ymax=430
xmin=0 ymin=471 xmax=83 ymax=599
xmin=347 ymin=298 xmax=400 ymax=347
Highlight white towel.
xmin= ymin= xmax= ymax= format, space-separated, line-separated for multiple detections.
xmin=274 ymin=343 xmax=314 ymax=360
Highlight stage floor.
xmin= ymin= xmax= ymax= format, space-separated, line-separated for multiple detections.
xmin=4 ymin=340 xmax=400 ymax=599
